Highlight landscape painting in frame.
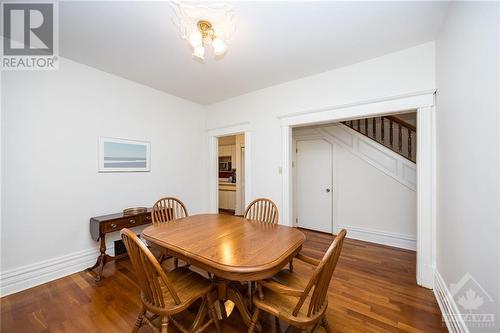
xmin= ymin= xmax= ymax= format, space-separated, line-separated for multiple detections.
xmin=99 ymin=137 xmax=150 ymax=172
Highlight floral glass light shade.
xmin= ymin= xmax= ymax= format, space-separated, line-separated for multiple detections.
xmin=171 ymin=1 xmax=235 ymax=61
xmin=189 ymin=20 xmax=227 ymax=60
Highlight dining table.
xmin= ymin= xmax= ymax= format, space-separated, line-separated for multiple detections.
xmin=141 ymin=213 xmax=306 ymax=328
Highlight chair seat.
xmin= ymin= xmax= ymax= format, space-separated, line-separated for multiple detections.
xmin=253 ymin=269 xmax=326 ymax=325
xmin=155 ymin=267 xmax=213 ymax=312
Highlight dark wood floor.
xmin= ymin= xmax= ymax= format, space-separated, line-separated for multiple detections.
xmin=0 ymin=229 xmax=446 ymax=332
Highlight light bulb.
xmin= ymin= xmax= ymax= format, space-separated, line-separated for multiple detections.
xmin=212 ymin=38 xmax=227 ymax=55
xmin=189 ymin=30 xmax=202 ymax=48
xmin=192 ymin=46 xmax=205 ymax=60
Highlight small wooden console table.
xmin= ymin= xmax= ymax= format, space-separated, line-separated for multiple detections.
xmin=88 ymin=209 xmax=152 ymax=281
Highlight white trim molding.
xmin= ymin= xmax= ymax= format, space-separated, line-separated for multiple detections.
xmin=337 ymin=225 xmax=416 ymax=251
xmin=416 ymin=105 xmax=436 ymax=288
xmin=0 ymin=246 xmax=112 ymax=297
xmin=279 ymin=90 xmax=435 ymax=127
xmin=207 ymin=122 xmax=253 ymax=213
xmin=434 ymin=270 xmax=470 ymax=333
xmin=280 ymin=90 xmax=436 ymax=289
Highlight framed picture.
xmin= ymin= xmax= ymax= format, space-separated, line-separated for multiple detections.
xmin=98 ymin=137 xmax=150 ymax=172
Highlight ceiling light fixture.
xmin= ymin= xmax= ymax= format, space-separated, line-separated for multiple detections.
xmin=189 ymin=20 xmax=227 ymax=60
xmin=171 ymin=2 xmax=235 ymax=62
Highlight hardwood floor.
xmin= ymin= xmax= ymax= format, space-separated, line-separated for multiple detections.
xmin=0 ymin=229 xmax=446 ymax=332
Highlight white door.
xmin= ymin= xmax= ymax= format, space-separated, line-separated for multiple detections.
xmin=296 ymin=139 xmax=333 ymax=233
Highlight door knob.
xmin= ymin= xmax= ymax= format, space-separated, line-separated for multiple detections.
xmin=326 ymin=188 xmax=331 ymax=193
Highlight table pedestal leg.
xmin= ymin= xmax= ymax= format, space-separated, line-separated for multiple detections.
xmin=213 ymin=277 xmax=261 ymax=331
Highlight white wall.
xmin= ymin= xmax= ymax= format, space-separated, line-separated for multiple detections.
xmin=206 ymin=43 xmax=436 ymax=219
xmin=436 ymin=2 xmax=500 ymax=329
xmin=1 ymin=58 xmax=206 ymax=293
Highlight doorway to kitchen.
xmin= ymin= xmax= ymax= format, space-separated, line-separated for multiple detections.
xmin=218 ymin=134 xmax=246 ymax=215
xmin=207 ymin=123 xmax=252 ymax=216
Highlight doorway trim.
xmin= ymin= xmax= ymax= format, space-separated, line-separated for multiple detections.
xmin=207 ymin=122 xmax=252 ymax=214
xmin=279 ymin=90 xmax=436 ymax=289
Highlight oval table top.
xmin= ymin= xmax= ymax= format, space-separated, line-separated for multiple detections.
xmin=141 ymin=214 xmax=306 ymax=281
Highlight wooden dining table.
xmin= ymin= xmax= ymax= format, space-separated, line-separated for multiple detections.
xmin=141 ymin=213 xmax=306 ymax=328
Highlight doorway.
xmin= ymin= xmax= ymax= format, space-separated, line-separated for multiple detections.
xmin=295 ymin=139 xmax=333 ymax=233
xmin=280 ymin=92 xmax=436 ymax=288
xmin=207 ymin=122 xmax=252 ymax=216
xmin=218 ymin=134 xmax=245 ymax=215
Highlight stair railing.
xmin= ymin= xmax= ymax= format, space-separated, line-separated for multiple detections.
xmin=342 ymin=115 xmax=416 ymax=162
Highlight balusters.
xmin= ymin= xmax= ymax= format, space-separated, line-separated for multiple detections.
xmin=342 ymin=114 xmax=416 ymax=163
xmin=381 ymin=117 xmax=385 ymax=143
xmin=398 ymin=124 xmax=403 ymax=152
xmin=389 ymin=119 xmax=394 ymax=147
xmin=408 ymin=131 xmax=413 ymax=160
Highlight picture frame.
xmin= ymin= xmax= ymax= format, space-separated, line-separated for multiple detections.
xmin=98 ymin=137 xmax=150 ymax=172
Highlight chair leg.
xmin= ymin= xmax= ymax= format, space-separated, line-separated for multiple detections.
xmin=247 ymin=281 xmax=253 ymax=310
xmin=248 ymin=308 xmax=260 ymax=333
xmin=174 ymin=258 xmax=179 ymax=268
xmin=289 ymin=259 xmax=294 ymax=272
xmin=207 ymin=292 xmax=222 ymax=333
xmin=132 ymin=305 xmax=146 ymax=333
xmin=274 ymin=316 xmax=281 ymax=329
xmin=321 ymin=317 xmax=331 ymax=333
xmin=160 ymin=316 xmax=169 ymax=333
xmin=310 ymin=321 xmax=321 ymax=333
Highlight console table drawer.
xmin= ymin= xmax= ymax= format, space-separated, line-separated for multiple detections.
xmin=142 ymin=214 xmax=152 ymax=224
xmin=103 ymin=217 xmax=141 ymax=233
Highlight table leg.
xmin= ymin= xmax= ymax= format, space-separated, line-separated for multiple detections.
xmin=87 ymin=234 xmax=107 ymax=282
xmin=225 ymin=283 xmax=262 ymax=332
xmin=213 ymin=277 xmax=262 ymax=331
xmin=214 ymin=277 xmax=228 ymax=319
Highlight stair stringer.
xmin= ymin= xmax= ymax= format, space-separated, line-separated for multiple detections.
xmin=294 ymin=123 xmax=416 ymax=191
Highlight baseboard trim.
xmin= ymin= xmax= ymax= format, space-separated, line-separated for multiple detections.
xmin=337 ymin=225 xmax=416 ymax=250
xmin=433 ymin=270 xmax=470 ymax=333
xmin=0 ymin=246 xmax=112 ymax=297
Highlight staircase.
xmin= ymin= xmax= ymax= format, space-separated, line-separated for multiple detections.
xmin=342 ymin=114 xmax=416 ymax=162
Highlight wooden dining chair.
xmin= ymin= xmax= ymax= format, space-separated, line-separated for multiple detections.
xmin=244 ymin=198 xmax=282 ymax=302
xmin=152 ymin=197 xmax=188 ymax=225
xmin=248 ymin=229 xmax=347 ymax=333
xmin=245 ymin=198 xmax=295 ymax=271
xmin=244 ymin=198 xmax=279 ymax=224
xmin=151 ymin=197 xmax=188 ymax=268
xmin=121 ymin=228 xmax=221 ymax=333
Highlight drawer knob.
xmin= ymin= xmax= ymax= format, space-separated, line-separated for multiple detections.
xmin=110 ymin=223 xmax=117 ymax=229
xmin=129 ymin=219 xmax=136 ymax=224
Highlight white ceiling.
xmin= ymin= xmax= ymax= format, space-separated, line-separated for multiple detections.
xmin=59 ymin=1 xmax=449 ymax=105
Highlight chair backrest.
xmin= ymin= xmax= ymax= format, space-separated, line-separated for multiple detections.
xmin=121 ymin=228 xmax=181 ymax=310
xmin=244 ymin=198 xmax=279 ymax=224
xmin=293 ymin=229 xmax=346 ymax=317
xmin=152 ymin=197 xmax=188 ymax=225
